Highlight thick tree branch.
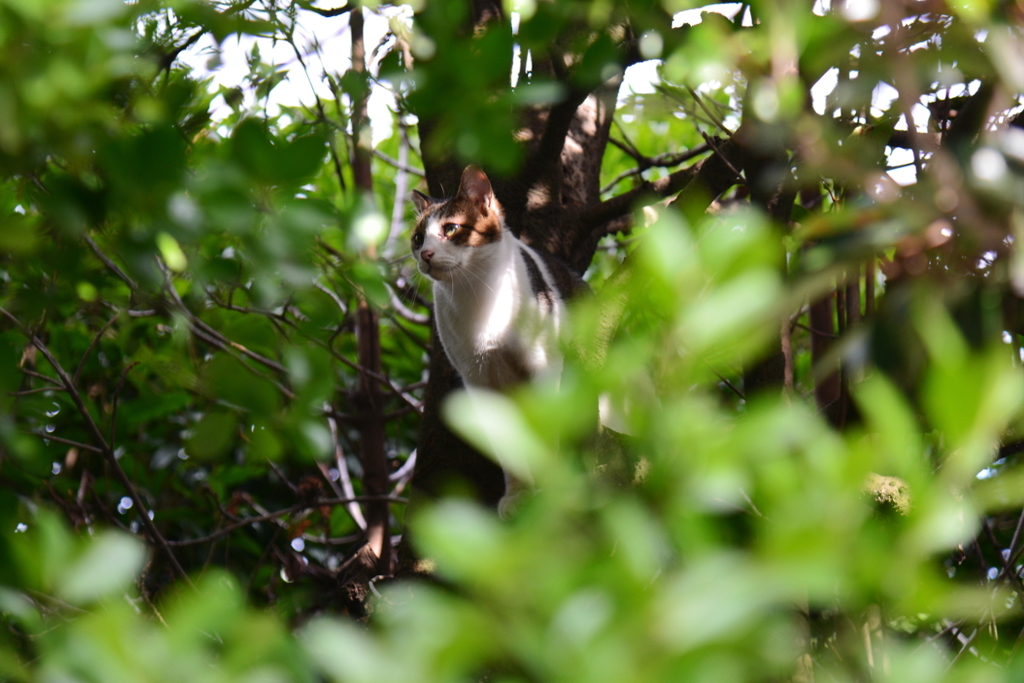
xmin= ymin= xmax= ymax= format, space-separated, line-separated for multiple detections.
xmin=351 ymin=7 xmax=392 ymax=578
xmin=887 ymin=129 xmax=941 ymax=151
xmin=355 ymin=299 xmax=392 ymax=575
xmin=350 ymin=7 xmax=374 ymax=194
xmin=531 ymin=86 xmax=594 ymax=178
xmin=735 ymin=109 xmax=794 ymax=397
xmin=157 ymin=29 xmax=204 ymax=71
xmin=565 ymin=139 xmax=740 ymax=275
xmin=305 ymin=4 xmax=354 ymax=18
xmin=522 ymin=28 xmax=643 ymax=196
xmin=472 ymin=0 xmax=503 ymax=25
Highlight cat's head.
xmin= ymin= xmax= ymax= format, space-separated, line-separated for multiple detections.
xmin=410 ymin=165 xmax=504 ymax=282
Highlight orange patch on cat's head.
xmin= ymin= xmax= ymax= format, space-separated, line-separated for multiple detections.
xmin=411 ymin=166 xmax=504 ymax=247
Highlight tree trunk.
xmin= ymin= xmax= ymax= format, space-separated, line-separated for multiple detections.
xmin=409 ymin=2 xmax=744 ymax=510
xmin=350 ymin=6 xmax=391 ymax=576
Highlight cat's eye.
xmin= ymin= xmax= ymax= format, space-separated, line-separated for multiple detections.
xmin=442 ymin=223 xmax=462 ymax=237
xmin=412 ymin=233 xmax=424 ymax=248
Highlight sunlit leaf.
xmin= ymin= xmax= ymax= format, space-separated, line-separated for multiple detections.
xmin=58 ymin=531 xmax=145 ymax=604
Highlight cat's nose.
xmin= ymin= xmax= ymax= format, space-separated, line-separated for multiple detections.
xmin=421 ymin=249 xmax=434 ymax=263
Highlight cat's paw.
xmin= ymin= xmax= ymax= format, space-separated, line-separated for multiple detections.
xmin=497 ymin=489 xmax=529 ymax=520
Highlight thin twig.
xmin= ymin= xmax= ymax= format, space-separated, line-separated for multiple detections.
xmin=387 ymin=313 xmax=431 ymax=354
xmin=29 ymin=432 xmax=104 ymax=454
xmin=946 ymin=628 xmax=978 ymax=670
xmin=600 ymin=143 xmax=712 ymax=194
xmin=389 ymin=449 xmax=416 ymax=496
xmin=374 ymin=149 xmax=424 ymax=177
xmin=26 ymin=589 xmax=91 ymax=616
xmin=159 ymin=261 xmax=296 ymax=399
xmin=314 ymin=278 xmax=349 ymax=315
xmin=74 ymin=313 xmax=120 ymax=386
xmin=1004 ymin=516 xmax=1024 ymax=574
xmin=20 ymin=368 xmax=63 ymax=386
xmin=582 ymin=160 xmax=705 ymax=229
xmin=83 ymin=234 xmax=138 ymax=293
xmin=388 ymin=286 xmax=430 ymax=326
xmin=685 ymin=85 xmax=730 ymax=134
xmin=109 ymin=362 xmax=140 ymax=448
xmin=794 ymin=321 xmax=838 ymax=339
xmin=188 ymin=322 xmax=296 ymax=400
xmin=698 ymin=128 xmax=744 ymax=179
xmin=268 ymin=459 xmax=300 ymax=495
xmin=711 ymin=367 xmax=746 ymax=401
xmin=158 ymin=28 xmax=205 ymax=71
xmin=915 ymin=619 xmax=962 ymax=653
xmin=10 ymin=387 xmax=65 ymax=397
xmin=327 ymin=411 xmax=368 ymax=530
xmin=166 ymin=495 xmax=405 ymax=546
xmin=983 ymin=519 xmax=1024 ymax=597
xmin=210 ymin=283 xmax=419 ymax=413
xmin=383 ymin=122 xmax=413 ymax=261
xmin=609 ymin=121 xmax=643 ymax=161
xmin=211 ymin=284 xmax=419 ymax=412
xmin=388 ymin=448 xmax=416 ymax=484
xmin=282 ymin=20 xmax=349 ymax=193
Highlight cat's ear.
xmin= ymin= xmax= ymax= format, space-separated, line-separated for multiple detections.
xmin=457 ymin=165 xmax=496 ymax=211
xmin=411 ymin=190 xmax=436 ymax=214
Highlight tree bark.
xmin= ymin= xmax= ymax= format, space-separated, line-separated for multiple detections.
xmin=350 ymin=7 xmax=390 ymax=576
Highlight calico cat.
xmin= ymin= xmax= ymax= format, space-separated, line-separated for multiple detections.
xmin=411 ymin=165 xmax=583 ymax=516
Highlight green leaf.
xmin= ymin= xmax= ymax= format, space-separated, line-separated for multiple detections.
xmin=443 ymin=389 xmax=550 ymax=480
xmin=58 ymin=531 xmax=146 ymax=604
xmin=276 ymin=132 xmax=328 ymax=184
xmin=186 ymin=410 xmax=238 ymax=460
xmin=201 ymin=354 xmax=281 ymax=416
xmin=230 ymin=118 xmax=279 ymax=183
xmin=248 ymin=421 xmax=283 ymax=462
xmin=0 ymin=212 xmax=39 ymax=254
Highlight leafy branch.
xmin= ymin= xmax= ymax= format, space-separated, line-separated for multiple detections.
xmin=0 ymin=306 xmax=194 ymax=588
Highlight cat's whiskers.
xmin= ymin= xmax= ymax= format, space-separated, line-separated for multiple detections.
xmin=461 ymin=260 xmax=497 ymax=296
xmin=387 ymin=252 xmax=416 ymax=267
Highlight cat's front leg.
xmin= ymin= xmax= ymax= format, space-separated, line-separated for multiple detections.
xmin=497 ymin=468 xmax=534 ymax=519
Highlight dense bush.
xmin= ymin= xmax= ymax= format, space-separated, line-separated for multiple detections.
xmin=1 ymin=1 xmax=1024 ymax=681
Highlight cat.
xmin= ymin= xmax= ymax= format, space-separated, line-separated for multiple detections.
xmin=411 ymin=165 xmax=584 ymax=517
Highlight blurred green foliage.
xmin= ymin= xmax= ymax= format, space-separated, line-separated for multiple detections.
xmin=0 ymin=0 xmax=1023 ymax=682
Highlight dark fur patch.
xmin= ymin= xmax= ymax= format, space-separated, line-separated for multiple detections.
xmin=482 ymin=349 xmax=532 ymax=388
xmin=520 ymin=246 xmax=557 ymax=314
xmin=411 ymin=204 xmax=433 ymax=252
xmin=523 ymin=246 xmax=587 ymax=301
